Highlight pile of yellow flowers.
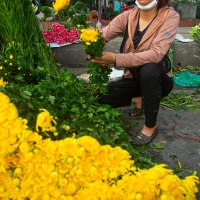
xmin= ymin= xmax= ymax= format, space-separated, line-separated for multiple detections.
xmin=53 ymin=0 xmax=70 ymax=14
xmin=0 ymin=91 xmax=199 ymax=199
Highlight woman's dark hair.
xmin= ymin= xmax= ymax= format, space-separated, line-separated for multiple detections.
xmin=157 ymin=0 xmax=169 ymax=9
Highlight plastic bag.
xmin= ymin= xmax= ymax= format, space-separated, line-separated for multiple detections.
xmin=174 ymin=71 xmax=200 ymax=87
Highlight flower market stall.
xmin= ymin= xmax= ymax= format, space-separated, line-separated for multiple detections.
xmin=0 ymin=0 xmax=199 ymax=199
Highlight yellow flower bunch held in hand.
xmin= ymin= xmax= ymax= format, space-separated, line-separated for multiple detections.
xmin=80 ymin=29 xmax=112 ymax=88
xmin=53 ymin=0 xmax=70 ymax=14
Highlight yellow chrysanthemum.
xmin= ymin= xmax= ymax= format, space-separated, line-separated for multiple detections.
xmin=52 ymin=0 xmax=70 ymax=14
xmin=0 ymin=77 xmax=8 ymax=87
xmin=36 ymin=108 xmax=57 ymax=132
xmin=6 ymin=103 xmax=19 ymax=121
xmin=80 ymin=29 xmax=99 ymax=44
xmin=0 ymin=92 xmax=10 ymax=104
xmin=86 ymin=42 xmax=91 ymax=45
xmin=9 ymin=55 xmax=13 ymax=59
xmin=19 ymin=142 xmax=31 ymax=153
xmin=63 ymin=125 xmax=70 ymax=131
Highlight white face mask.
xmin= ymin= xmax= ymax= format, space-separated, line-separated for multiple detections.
xmin=135 ymin=0 xmax=158 ymax=11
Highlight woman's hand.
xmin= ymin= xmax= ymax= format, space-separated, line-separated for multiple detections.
xmin=91 ymin=52 xmax=116 ymax=67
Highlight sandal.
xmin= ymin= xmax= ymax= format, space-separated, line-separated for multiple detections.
xmin=129 ymin=107 xmax=144 ymax=117
xmin=132 ymin=127 xmax=158 ymax=146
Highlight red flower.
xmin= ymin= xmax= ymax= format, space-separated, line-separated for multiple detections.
xmin=91 ymin=11 xmax=98 ymax=19
xmin=42 ymin=23 xmax=79 ymax=45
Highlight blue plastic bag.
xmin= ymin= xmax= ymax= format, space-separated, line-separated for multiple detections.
xmin=174 ymin=71 xmax=200 ymax=87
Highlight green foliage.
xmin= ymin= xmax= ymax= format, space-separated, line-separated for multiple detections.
xmin=189 ymin=23 xmax=200 ymax=46
xmin=0 ymin=50 xmax=55 ymax=85
xmin=186 ymin=65 xmax=200 ymax=74
xmin=41 ymin=6 xmax=52 ymax=19
xmin=0 ymin=69 xmax=154 ymax=168
xmin=87 ymin=62 xmax=112 ymax=89
xmin=168 ymin=47 xmax=174 ymax=74
xmin=58 ymin=2 xmax=89 ymax=29
xmin=70 ymin=0 xmax=95 ymax=10
xmin=0 ymin=0 xmax=57 ymax=85
xmin=150 ymin=142 xmax=164 ymax=152
xmin=81 ymin=32 xmax=112 ymax=88
xmin=161 ymin=91 xmax=200 ymax=110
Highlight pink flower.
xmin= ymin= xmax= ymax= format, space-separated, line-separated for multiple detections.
xmin=42 ymin=23 xmax=79 ymax=45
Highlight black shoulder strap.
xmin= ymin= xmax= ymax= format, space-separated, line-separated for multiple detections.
xmin=120 ymin=21 xmax=129 ymax=53
xmin=119 ymin=21 xmax=136 ymax=76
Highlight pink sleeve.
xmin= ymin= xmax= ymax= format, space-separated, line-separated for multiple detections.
xmin=102 ymin=11 xmax=130 ymax=42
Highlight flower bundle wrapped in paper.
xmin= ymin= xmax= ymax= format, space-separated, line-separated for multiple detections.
xmin=80 ymin=29 xmax=112 ymax=87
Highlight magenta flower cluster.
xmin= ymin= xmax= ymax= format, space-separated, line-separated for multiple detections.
xmin=43 ymin=23 xmax=79 ymax=44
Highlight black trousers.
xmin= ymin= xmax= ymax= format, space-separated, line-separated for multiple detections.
xmin=98 ymin=63 xmax=173 ymax=128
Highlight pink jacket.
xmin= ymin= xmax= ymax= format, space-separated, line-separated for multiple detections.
xmin=102 ymin=6 xmax=180 ymax=78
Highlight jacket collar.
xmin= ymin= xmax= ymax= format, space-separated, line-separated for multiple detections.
xmin=128 ymin=6 xmax=170 ymax=50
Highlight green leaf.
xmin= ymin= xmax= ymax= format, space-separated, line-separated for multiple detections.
xmin=151 ymin=142 xmax=164 ymax=150
xmin=48 ymin=95 xmax=55 ymax=104
xmin=82 ymin=104 xmax=87 ymax=109
xmin=14 ymin=74 xmax=23 ymax=81
xmin=21 ymin=90 xmax=32 ymax=99
xmin=88 ymin=113 xmax=93 ymax=118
